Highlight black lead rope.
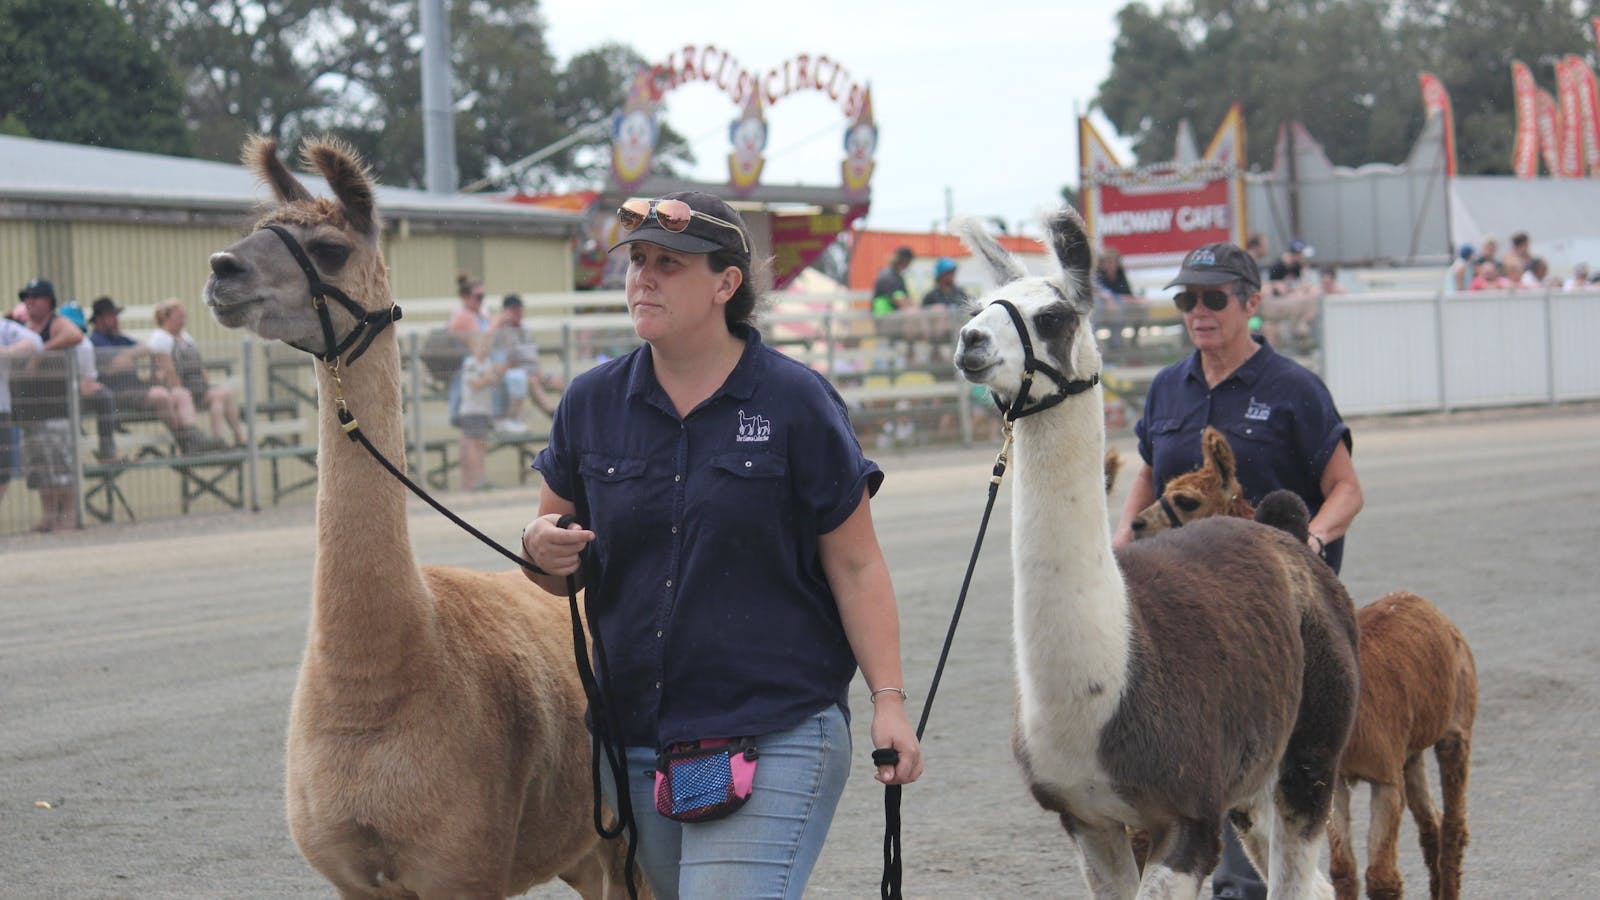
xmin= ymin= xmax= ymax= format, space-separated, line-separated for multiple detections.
xmin=878 ymin=296 xmax=1101 ymax=899
xmin=336 ymin=408 xmax=642 ymax=900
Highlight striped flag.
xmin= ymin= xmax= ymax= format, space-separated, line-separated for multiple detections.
xmin=1555 ymin=58 xmax=1585 ymax=177
xmin=1417 ymin=72 xmax=1458 ymax=177
xmin=1511 ymin=61 xmax=1541 ymax=177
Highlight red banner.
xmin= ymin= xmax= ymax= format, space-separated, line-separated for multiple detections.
xmin=1565 ymin=55 xmax=1600 ymax=176
xmin=1417 ymin=72 xmax=1458 ymax=177
xmin=1556 ymin=59 xmax=1585 ymax=177
xmin=1535 ymin=89 xmax=1561 ymax=175
xmin=1511 ymin=61 xmax=1541 ymax=177
xmin=769 ymin=205 xmax=867 ymax=290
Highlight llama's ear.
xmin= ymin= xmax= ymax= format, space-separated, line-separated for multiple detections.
xmin=952 ymin=216 xmax=1027 ymax=285
xmin=303 ymin=136 xmax=378 ymax=237
xmin=1045 ymin=206 xmax=1093 ymax=313
xmin=1204 ymin=426 xmax=1237 ymax=486
xmin=244 ymin=134 xmax=313 ymax=204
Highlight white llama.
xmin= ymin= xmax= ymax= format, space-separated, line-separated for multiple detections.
xmin=951 ymin=207 xmax=1360 ymax=899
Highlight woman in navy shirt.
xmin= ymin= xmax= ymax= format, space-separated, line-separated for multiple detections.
xmin=1112 ymin=241 xmax=1363 ymax=900
xmin=522 ymin=191 xmax=921 ymax=899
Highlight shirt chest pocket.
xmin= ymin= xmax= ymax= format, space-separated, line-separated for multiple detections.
xmin=706 ymin=451 xmax=790 ymax=516
xmin=579 ymin=454 xmax=654 ymax=521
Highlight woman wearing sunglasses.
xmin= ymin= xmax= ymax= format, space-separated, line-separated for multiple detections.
xmin=1110 ymin=240 xmax=1363 ymax=900
xmin=520 ymin=191 xmax=922 ymax=898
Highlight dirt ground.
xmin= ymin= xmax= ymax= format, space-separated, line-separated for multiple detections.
xmin=2 ymin=403 xmax=1597 ymax=898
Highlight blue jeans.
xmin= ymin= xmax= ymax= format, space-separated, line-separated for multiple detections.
xmin=599 ymin=704 xmax=851 ymax=900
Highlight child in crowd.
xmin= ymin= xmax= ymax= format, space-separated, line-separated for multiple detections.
xmin=456 ymin=332 xmax=502 ymax=491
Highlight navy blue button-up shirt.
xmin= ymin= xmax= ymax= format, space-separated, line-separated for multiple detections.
xmin=534 ymin=327 xmax=883 ymax=746
xmin=1135 ymin=337 xmax=1352 ymax=571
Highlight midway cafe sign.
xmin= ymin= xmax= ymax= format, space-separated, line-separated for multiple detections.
xmin=1089 ymin=167 xmax=1236 ymax=260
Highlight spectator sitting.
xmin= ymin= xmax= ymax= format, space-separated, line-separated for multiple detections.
xmin=149 ymin=297 xmax=245 ymax=446
xmin=1468 ymin=259 xmax=1510 ymax=290
xmin=87 ymin=297 xmax=222 ymax=454
xmin=449 ymin=273 xmax=489 ymax=335
xmin=13 ymin=277 xmax=83 ymax=531
xmin=1563 ymin=263 xmax=1592 ymax=291
xmin=1266 ymin=239 xmax=1310 ymax=294
xmin=919 ymin=257 xmax=968 ymax=351
xmin=1093 ymin=247 xmax=1145 ymax=348
xmin=1471 ymin=236 xmax=1500 ymax=274
xmin=1507 ymin=231 xmax=1534 ymax=270
xmin=1245 ymin=232 xmax=1270 ymax=283
xmin=1447 ymin=244 xmax=1474 ymax=293
xmin=488 ymin=294 xmax=559 ymax=433
xmin=0 ymin=314 xmax=43 ymax=510
xmin=871 ymin=245 xmax=930 ymax=345
xmin=1501 ymin=256 xmax=1527 ymax=288
xmin=1522 ymin=257 xmax=1552 ymax=289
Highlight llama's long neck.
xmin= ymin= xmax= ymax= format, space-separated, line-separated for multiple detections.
xmin=306 ymin=333 xmax=434 ymax=676
xmin=1010 ymin=387 xmax=1130 ymax=713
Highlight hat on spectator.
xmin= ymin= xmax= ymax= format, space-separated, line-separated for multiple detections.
xmin=1458 ymin=244 xmax=1474 ymax=260
xmin=1165 ymin=242 xmax=1262 ymax=291
xmin=18 ymin=277 xmax=55 ymax=302
xmin=1288 ymin=238 xmax=1314 ymax=257
xmin=934 ymin=257 xmax=958 ymax=276
xmin=60 ymin=303 xmax=85 ymax=328
xmin=894 ymin=246 xmax=915 ymax=263
xmin=91 ymin=297 xmax=123 ymax=320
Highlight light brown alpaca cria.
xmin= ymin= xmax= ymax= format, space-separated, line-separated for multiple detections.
xmin=1134 ymin=428 xmax=1477 ymax=900
xmin=204 ymin=136 xmax=640 ymax=899
xmin=1129 ymin=426 xmax=1253 ymax=537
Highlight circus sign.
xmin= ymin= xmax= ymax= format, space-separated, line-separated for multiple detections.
xmin=608 ymin=45 xmax=876 ymax=197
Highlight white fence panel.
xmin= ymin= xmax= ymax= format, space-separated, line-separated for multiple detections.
xmin=1551 ymin=290 xmax=1600 ymax=400
xmin=1324 ymin=286 xmax=1600 ymax=416
xmin=1323 ymin=293 xmax=1441 ymax=415
xmin=1439 ymin=291 xmax=1551 ymax=409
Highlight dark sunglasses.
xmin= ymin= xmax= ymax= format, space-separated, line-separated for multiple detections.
xmin=1173 ymin=289 xmax=1237 ymax=313
xmin=617 ymin=198 xmax=750 ymax=255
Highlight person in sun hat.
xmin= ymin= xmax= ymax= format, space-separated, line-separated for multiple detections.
xmin=520 ymin=189 xmax=921 ymax=898
xmin=1113 ymin=240 xmax=1364 ymax=900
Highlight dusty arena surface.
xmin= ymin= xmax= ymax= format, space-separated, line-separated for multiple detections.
xmin=3 ymin=404 xmax=1597 ymax=898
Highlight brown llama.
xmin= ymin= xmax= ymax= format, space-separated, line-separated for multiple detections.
xmin=203 ymin=136 xmax=641 ymax=898
xmin=954 ymin=206 xmax=1359 ymax=898
xmin=1132 ymin=427 xmax=1477 ymax=900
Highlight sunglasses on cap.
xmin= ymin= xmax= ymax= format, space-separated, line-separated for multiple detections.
xmin=1173 ymin=289 xmax=1238 ymax=313
xmin=616 ymin=198 xmax=749 ymax=255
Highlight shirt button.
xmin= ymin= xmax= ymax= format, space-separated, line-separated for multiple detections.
xmin=655 ymin=681 xmax=661 ymax=689
xmin=656 ymin=630 xmax=663 ymax=638
xmin=674 ymin=474 xmax=681 ymax=482
xmin=665 ymin=579 xmax=672 ymax=587
xmin=606 ymin=466 xmax=615 ymax=474
xmin=744 ymin=460 xmax=752 ymax=468
xmin=670 ymin=525 xmax=678 ymax=534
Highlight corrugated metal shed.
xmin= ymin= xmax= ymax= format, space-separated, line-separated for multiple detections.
xmin=0 ymin=135 xmax=583 ymax=339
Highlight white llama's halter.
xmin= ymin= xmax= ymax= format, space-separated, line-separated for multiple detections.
xmin=987 ymin=294 xmax=1099 ymax=420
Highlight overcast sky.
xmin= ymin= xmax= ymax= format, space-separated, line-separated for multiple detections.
xmin=539 ymin=0 xmax=1134 ymax=237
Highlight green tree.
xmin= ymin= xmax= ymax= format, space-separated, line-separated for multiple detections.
xmin=114 ymin=0 xmax=691 ymax=189
xmin=1098 ymin=0 xmax=1423 ymax=171
xmin=0 ymin=0 xmax=189 ymax=154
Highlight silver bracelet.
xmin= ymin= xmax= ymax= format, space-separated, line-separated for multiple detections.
xmin=870 ymin=686 xmax=908 ymax=704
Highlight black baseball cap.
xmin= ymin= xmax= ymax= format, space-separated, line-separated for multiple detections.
xmin=609 ymin=191 xmax=752 ymax=261
xmin=18 ymin=277 xmax=55 ymax=302
xmin=1164 ymin=242 xmax=1261 ymax=291
xmin=91 ymin=297 xmax=124 ymax=319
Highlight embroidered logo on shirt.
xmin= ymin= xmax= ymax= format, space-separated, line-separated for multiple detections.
xmin=736 ymin=409 xmax=771 ymax=442
xmin=1245 ymin=397 xmax=1272 ymax=421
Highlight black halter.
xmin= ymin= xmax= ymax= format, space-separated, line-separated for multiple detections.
xmin=263 ymin=224 xmax=402 ymax=367
xmin=1157 ymin=494 xmax=1185 ymax=529
xmin=988 ymin=296 xmax=1100 ymax=421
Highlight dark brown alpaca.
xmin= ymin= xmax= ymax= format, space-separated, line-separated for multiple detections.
xmin=1134 ymin=427 xmax=1477 ymax=900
